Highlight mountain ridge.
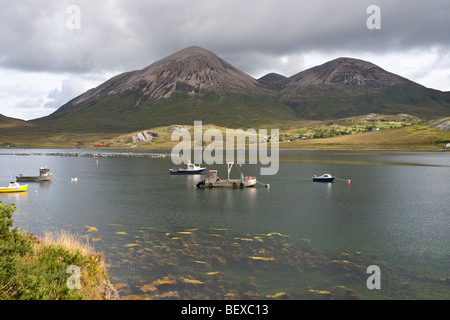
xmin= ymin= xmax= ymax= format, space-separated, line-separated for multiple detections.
xmin=31 ymin=46 xmax=450 ymax=132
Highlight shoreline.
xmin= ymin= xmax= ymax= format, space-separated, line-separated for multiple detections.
xmin=0 ymin=147 xmax=449 ymax=155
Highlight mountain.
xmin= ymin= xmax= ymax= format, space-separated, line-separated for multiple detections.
xmin=284 ymin=57 xmax=408 ymax=89
xmin=34 ymin=46 xmax=294 ymax=132
xmin=257 ymin=73 xmax=287 ymax=90
xmin=278 ymin=57 xmax=450 ymax=119
xmin=63 ymin=46 xmax=262 ymax=107
xmin=32 ymin=47 xmax=450 ymax=132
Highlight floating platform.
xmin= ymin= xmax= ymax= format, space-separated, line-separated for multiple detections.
xmin=196 ymin=163 xmax=256 ymax=188
xmin=16 ymin=167 xmax=53 ymax=182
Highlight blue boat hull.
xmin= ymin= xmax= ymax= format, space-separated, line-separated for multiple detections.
xmin=312 ymin=177 xmax=334 ymax=182
xmin=170 ymin=169 xmax=205 ymax=175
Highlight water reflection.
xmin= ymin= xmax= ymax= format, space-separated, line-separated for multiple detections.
xmin=1 ymin=192 xmax=28 ymax=203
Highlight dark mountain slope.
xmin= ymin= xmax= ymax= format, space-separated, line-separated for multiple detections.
xmin=32 ymin=50 xmax=450 ymax=132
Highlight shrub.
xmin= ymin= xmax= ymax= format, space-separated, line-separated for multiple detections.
xmin=0 ymin=202 xmax=116 ymax=300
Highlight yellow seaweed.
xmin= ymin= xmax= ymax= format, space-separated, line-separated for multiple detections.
xmin=210 ymin=234 xmax=223 ymax=237
xmin=153 ymin=291 xmax=179 ymax=299
xmin=180 ymin=278 xmax=204 ymax=285
xmin=308 ymin=289 xmax=333 ymax=295
xmin=267 ymin=232 xmax=288 ymax=237
xmin=249 ymin=256 xmax=275 ymax=261
xmin=266 ymin=292 xmax=289 ymax=299
xmin=116 ymin=231 xmax=127 ymax=235
xmin=124 ymin=243 xmax=140 ymax=248
xmin=235 ymin=237 xmax=253 ymax=242
xmin=84 ymin=226 xmax=98 ymax=232
xmin=153 ymin=276 xmax=176 ymax=286
xmin=140 ymin=283 xmax=157 ymax=293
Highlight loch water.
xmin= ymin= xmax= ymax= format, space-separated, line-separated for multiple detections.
xmin=1 ymin=149 xmax=449 ymax=299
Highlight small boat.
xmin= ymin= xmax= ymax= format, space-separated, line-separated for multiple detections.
xmin=196 ymin=162 xmax=257 ymax=188
xmin=312 ymin=174 xmax=335 ymax=182
xmin=16 ymin=167 xmax=53 ymax=182
xmin=0 ymin=181 xmax=28 ymax=193
xmin=170 ymin=161 xmax=206 ymax=174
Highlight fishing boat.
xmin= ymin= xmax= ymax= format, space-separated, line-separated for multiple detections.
xmin=0 ymin=181 xmax=28 ymax=193
xmin=16 ymin=167 xmax=53 ymax=182
xmin=312 ymin=174 xmax=335 ymax=182
xmin=196 ymin=162 xmax=257 ymax=188
xmin=170 ymin=161 xmax=206 ymax=174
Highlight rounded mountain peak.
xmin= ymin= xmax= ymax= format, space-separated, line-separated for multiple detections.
xmin=286 ymin=57 xmax=408 ymax=88
xmin=111 ymin=46 xmax=261 ymax=101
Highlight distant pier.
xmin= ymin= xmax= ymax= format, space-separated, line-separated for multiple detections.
xmin=0 ymin=151 xmax=170 ymax=159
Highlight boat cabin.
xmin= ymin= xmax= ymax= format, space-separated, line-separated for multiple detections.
xmin=208 ymin=170 xmax=218 ymax=181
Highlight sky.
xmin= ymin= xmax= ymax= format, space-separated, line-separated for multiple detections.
xmin=0 ymin=0 xmax=449 ymax=120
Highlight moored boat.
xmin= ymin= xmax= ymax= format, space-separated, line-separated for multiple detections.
xmin=312 ymin=174 xmax=335 ymax=182
xmin=16 ymin=167 xmax=53 ymax=182
xmin=196 ymin=162 xmax=257 ymax=188
xmin=170 ymin=162 xmax=206 ymax=174
xmin=0 ymin=181 xmax=28 ymax=193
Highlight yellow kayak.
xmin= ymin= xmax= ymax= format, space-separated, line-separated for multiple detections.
xmin=0 ymin=182 xmax=28 ymax=193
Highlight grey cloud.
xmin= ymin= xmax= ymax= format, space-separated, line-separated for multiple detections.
xmin=0 ymin=0 xmax=449 ymax=76
xmin=43 ymin=76 xmax=105 ymax=109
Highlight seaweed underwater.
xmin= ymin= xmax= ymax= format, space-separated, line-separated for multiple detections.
xmin=88 ymin=226 xmax=450 ymax=300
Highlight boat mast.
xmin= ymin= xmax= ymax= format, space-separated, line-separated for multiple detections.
xmin=227 ymin=162 xmax=234 ymax=180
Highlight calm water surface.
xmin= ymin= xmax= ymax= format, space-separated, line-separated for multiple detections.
xmin=1 ymin=149 xmax=449 ymax=299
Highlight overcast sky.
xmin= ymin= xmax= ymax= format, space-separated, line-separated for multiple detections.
xmin=1 ymin=0 xmax=449 ymax=120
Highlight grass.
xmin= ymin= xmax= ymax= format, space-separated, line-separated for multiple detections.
xmin=0 ymin=202 xmax=118 ymax=300
xmin=280 ymin=124 xmax=450 ymax=150
xmin=0 ymin=113 xmax=449 ymax=150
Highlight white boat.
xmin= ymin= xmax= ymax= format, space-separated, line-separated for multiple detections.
xmin=312 ymin=174 xmax=335 ymax=182
xmin=170 ymin=161 xmax=206 ymax=174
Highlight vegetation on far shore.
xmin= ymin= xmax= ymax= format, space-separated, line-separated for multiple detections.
xmin=1 ymin=114 xmax=449 ymax=151
xmin=0 ymin=202 xmax=118 ymax=300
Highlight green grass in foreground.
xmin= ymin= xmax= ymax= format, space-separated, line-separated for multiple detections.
xmin=0 ymin=202 xmax=117 ymax=300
